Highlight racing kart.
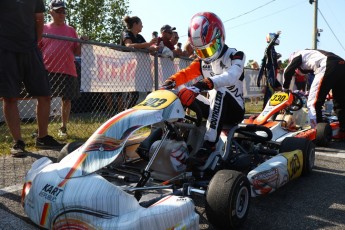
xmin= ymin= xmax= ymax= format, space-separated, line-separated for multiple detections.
xmin=22 ymin=89 xmax=315 ymax=230
xmin=243 ymin=90 xmax=341 ymax=146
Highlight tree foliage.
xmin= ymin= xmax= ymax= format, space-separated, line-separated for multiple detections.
xmin=45 ymin=0 xmax=130 ymax=44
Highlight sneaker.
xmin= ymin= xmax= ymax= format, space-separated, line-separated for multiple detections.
xmin=36 ymin=135 xmax=65 ymax=150
xmin=10 ymin=140 xmax=27 ymax=158
xmin=58 ymin=127 xmax=68 ymax=138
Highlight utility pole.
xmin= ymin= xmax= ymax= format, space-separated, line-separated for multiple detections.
xmin=310 ymin=0 xmax=318 ymax=49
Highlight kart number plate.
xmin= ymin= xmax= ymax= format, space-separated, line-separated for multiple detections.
xmin=269 ymin=92 xmax=288 ymax=106
xmin=133 ymin=90 xmax=178 ymax=110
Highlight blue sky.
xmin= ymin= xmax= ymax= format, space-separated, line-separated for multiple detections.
xmin=128 ymin=0 xmax=345 ymax=64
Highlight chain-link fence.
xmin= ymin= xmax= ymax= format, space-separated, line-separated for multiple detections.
xmin=0 ymin=35 xmax=196 ymax=154
xmin=1 ymin=34 xmax=286 ymax=154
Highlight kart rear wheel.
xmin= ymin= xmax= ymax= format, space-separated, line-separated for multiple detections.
xmin=57 ymin=141 xmax=84 ymax=162
xmin=280 ymin=137 xmax=315 ymax=176
xmin=205 ymin=170 xmax=250 ymax=230
xmin=315 ymin=122 xmax=332 ymax=147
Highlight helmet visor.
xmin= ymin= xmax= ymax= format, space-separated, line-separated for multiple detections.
xmin=194 ymin=38 xmax=221 ymax=60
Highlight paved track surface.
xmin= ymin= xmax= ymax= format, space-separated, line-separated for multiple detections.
xmin=1 ymin=142 xmax=344 ymax=230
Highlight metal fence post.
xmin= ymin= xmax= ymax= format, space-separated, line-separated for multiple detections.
xmin=154 ymin=53 xmax=159 ymax=90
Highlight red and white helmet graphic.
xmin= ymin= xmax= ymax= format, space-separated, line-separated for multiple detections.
xmin=188 ymin=12 xmax=225 ymax=62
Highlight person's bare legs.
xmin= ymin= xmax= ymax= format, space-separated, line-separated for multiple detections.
xmin=3 ymin=98 xmax=22 ymax=141
xmin=36 ymin=96 xmax=51 ymax=138
xmin=61 ymin=99 xmax=71 ymax=129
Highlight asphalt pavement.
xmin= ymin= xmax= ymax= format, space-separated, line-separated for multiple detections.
xmin=0 ymin=142 xmax=344 ymax=230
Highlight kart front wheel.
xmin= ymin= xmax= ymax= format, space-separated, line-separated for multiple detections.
xmin=280 ymin=137 xmax=315 ymax=176
xmin=205 ymin=170 xmax=250 ymax=230
xmin=315 ymin=122 xmax=332 ymax=147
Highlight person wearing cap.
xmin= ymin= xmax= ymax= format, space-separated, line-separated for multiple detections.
xmin=157 ymin=25 xmax=176 ymax=51
xmin=0 ymin=0 xmax=64 ymax=157
xmin=39 ymin=0 xmax=83 ymax=139
xmin=162 ymin=12 xmax=246 ymax=168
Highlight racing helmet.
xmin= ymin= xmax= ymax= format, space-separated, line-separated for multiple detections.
xmin=266 ymin=33 xmax=280 ymax=45
xmin=188 ymin=12 xmax=225 ymax=63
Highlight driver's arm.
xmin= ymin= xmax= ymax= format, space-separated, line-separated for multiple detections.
xmin=168 ymin=59 xmax=202 ymax=86
xmin=210 ymin=51 xmax=246 ymax=88
xmin=283 ymin=54 xmax=302 ymax=89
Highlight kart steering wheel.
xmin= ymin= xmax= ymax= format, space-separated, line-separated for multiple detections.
xmin=288 ymin=92 xmax=303 ymax=111
xmin=185 ymin=100 xmax=203 ymax=127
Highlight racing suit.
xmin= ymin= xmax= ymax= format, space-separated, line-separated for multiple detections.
xmin=167 ymin=45 xmax=246 ymax=144
xmin=283 ymin=49 xmax=345 ymax=130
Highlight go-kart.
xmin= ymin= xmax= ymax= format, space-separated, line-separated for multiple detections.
xmin=243 ymin=90 xmax=340 ymax=146
xmin=22 ymin=89 xmax=315 ymax=230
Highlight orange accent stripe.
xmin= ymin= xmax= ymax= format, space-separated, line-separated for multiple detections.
xmin=40 ymin=203 xmax=50 ymax=226
xmin=97 ymin=109 xmax=135 ymax=134
xmin=149 ymin=195 xmax=172 ymax=207
xmin=262 ymin=121 xmax=279 ymax=128
xmin=58 ymin=153 xmax=88 ymax=187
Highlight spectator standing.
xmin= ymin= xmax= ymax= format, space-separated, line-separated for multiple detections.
xmin=170 ymin=31 xmax=183 ymax=57
xmin=0 ymin=0 xmax=64 ymax=157
xmin=162 ymin=12 xmax=246 ymax=168
xmin=283 ymin=49 xmax=345 ymax=138
xmin=121 ymin=16 xmax=158 ymax=51
xmin=157 ymin=25 xmax=177 ymax=58
xmin=39 ymin=0 xmax=82 ymax=138
xmin=182 ymin=40 xmax=197 ymax=59
xmin=120 ymin=15 xmax=158 ymax=109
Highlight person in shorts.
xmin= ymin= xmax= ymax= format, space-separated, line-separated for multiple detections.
xmin=39 ymin=0 xmax=83 ymax=138
xmin=0 ymin=0 xmax=65 ymax=157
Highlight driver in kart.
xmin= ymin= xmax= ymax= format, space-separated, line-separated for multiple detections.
xmin=283 ymin=49 xmax=345 ymax=138
xmin=162 ymin=12 xmax=246 ymax=167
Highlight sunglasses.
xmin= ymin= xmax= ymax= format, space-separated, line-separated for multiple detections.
xmin=54 ymin=8 xmax=66 ymax=14
xmin=164 ymin=30 xmax=173 ymax=34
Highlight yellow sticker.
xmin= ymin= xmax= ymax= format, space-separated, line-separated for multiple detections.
xmin=269 ymin=92 xmax=288 ymax=106
xmin=281 ymin=150 xmax=303 ymax=180
xmin=133 ymin=90 xmax=177 ymax=110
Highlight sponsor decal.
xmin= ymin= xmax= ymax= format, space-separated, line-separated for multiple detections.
xmin=282 ymin=150 xmax=303 ymax=180
xmin=210 ymin=91 xmax=223 ymax=129
xmin=39 ymin=184 xmax=63 ymax=202
xmin=251 ymin=168 xmax=279 ymax=195
xmin=227 ymin=85 xmax=243 ymax=99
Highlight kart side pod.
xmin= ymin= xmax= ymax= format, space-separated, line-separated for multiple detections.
xmin=247 ymin=150 xmax=303 ymax=197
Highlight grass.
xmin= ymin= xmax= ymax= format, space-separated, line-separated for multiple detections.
xmin=0 ymin=99 xmax=264 ymax=156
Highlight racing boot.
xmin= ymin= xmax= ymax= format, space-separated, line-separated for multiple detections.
xmin=186 ymin=141 xmax=216 ymax=169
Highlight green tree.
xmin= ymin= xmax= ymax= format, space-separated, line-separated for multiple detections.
xmin=45 ymin=0 xmax=130 ymax=44
xmin=281 ymin=59 xmax=289 ymax=69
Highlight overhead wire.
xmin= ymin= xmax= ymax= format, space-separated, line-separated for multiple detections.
xmin=223 ymin=0 xmax=276 ymax=23
xmin=225 ymin=2 xmax=303 ymax=30
xmin=317 ymin=8 xmax=345 ymax=53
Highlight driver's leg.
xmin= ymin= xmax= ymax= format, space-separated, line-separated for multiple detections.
xmin=187 ymin=89 xmax=244 ymax=168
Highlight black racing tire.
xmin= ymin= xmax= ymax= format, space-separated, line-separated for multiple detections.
xmin=315 ymin=122 xmax=332 ymax=147
xmin=57 ymin=141 xmax=84 ymax=162
xmin=205 ymin=170 xmax=251 ymax=230
xmin=279 ymin=137 xmax=315 ymax=176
